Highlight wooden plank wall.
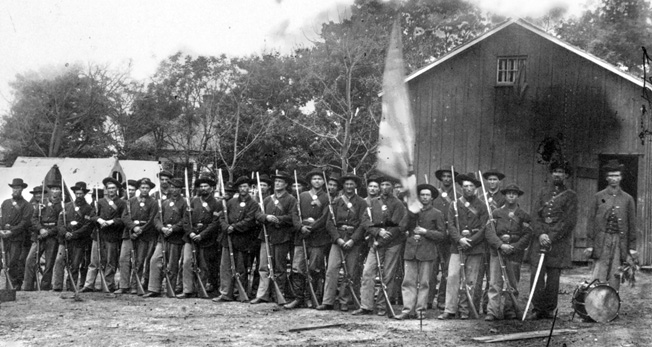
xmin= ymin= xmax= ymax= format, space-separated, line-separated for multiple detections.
xmin=409 ymin=23 xmax=648 ymax=263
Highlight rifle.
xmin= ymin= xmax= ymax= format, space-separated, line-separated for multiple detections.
xmin=294 ymin=170 xmax=319 ymax=307
xmin=373 ymin=243 xmax=396 ymax=317
xmin=184 ymin=168 xmax=209 ymax=299
xmin=60 ymin=176 xmax=80 ymax=298
xmin=322 ymin=171 xmax=360 ymax=309
xmin=478 ymin=170 xmax=522 ymax=318
xmin=123 ymin=174 xmax=146 ymax=296
xmin=256 ymin=172 xmax=287 ymax=305
xmin=35 ymin=183 xmax=46 ymax=291
xmin=155 ymin=171 xmax=176 ymax=298
xmin=0 ymin=238 xmax=14 ymax=290
xmin=218 ymin=169 xmax=249 ymax=302
xmin=94 ymin=187 xmax=110 ymax=293
xmin=451 ymin=167 xmax=478 ymax=319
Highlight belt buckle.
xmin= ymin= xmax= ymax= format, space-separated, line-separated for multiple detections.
xmin=545 ymin=217 xmax=553 ymax=224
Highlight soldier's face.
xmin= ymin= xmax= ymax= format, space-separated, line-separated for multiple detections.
xmin=49 ymin=187 xmax=62 ymax=198
xmin=486 ymin=176 xmax=500 ymax=190
xmin=367 ymin=182 xmax=379 ymax=197
xmin=606 ymin=171 xmax=622 ymax=187
xmin=198 ymin=183 xmax=212 ymax=196
xmin=343 ymin=180 xmax=357 ymax=194
xmin=380 ymin=182 xmax=393 ymax=196
xmin=34 ymin=193 xmax=43 ymax=201
xmin=462 ymin=181 xmax=476 ymax=198
xmin=139 ymin=185 xmax=151 ymax=197
xmin=291 ymin=183 xmax=302 ymax=193
xmin=169 ymin=186 xmax=180 ymax=197
xmin=259 ymin=182 xmax=269 ymax=194
xmin=328 ymin=181 xmax=339 ymax=195
xmin=310 ymin=176 xmax=324 ymax=190
xmin=440 ymin=172 xmax=453 ymax=186
xmin=238 ymin=183 xmax=250 ymax=196
xmin=419 ymin=189 xmax=433 ymax=205
xmin=105 ymin=183 xmax=117 ymax=198
xmin=394 ymin=183 xmax=403 ymax=196
xmin=551 ymin=168 xmax=568 ymax=184
xmin=128 ymin=186 xmax=136 ymax=197
xmin=75 ymin=191 xmax=85 ymax=200
xmin=160 ymin=176 xmax=170 ymax=189
xmin=11 ymin=187 xmax=23 ymax=198
xmin=276 ymin=179 xmax=288 ymax=192
xmin=505 ymin=191 xmax=519 ymax=204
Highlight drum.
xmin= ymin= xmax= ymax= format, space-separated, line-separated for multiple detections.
xmin=572 ymin=280 xmax=620 ymax=323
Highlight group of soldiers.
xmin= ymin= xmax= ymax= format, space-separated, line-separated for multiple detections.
xmin=0 ymin=158 xmax=638 ymax=321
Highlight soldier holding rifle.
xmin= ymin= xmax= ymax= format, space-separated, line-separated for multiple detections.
xmin=0 ymin=178 xmax=33 ymax=290
xmin=316 ymin=173 xmax=369 ymax=312
xmin=526 ymin=161 xmax=577 ymax=320
xmin=215 ymin=176 xmax=259 ymax=302
xmin=438 ymin=172 xmax=488 ymax=320
xmin=395 ymin=183 xmax=446 ymax=320
xmin=484 ymin=183 xmax=532 ymax=321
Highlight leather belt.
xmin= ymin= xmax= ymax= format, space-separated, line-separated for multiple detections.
xmin=133 ymin=220 xmax=148 ymax=225
xmin=42 ymin=222 xmax=56 ymax=226
xmin=337 ymin=225 xmax=354 ymax=232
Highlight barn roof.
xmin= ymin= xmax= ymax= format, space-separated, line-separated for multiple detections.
xmin=405 ymin=18 xmax=648 ymax=89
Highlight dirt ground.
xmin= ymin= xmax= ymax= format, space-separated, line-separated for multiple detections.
xmin=0 ymin=264 xmax=650 ymax=347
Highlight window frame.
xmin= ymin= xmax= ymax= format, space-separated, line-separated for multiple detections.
xmin=496 ymin=56 xmax=527 ymax=86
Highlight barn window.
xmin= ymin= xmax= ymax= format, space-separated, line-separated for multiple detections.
xmin=497 ymin=57 xmax=527 ymax=85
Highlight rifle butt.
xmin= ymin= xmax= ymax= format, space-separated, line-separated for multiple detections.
xmin=466 ymin=288 xmax=479 ymax=319
xmin=98 ymin=269 xmax=111 ymax=293
xmin=196 ymin=272 xmax=209 ymax=298
xmin=235 ymin=275 xmax=249 ymax=302
xmin=348 ymin=284 xmax=361 ymax=309
xmin=164 ymin=273 xmax=176 ymax=298
xmin=272 ymin=279 xmax=287 ymax=305
xmin=307 ymin=281 xmax=320 ymax=307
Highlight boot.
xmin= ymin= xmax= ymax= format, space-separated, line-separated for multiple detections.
xmin=288 ymin=272 xmax=305 ymax=307
xmin=284 ymin=299 xmax=303 ymax=309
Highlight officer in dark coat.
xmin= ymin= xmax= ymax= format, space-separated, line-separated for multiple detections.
xmin=527 ymin=161 xmax=577 ymax=319
xmin=1 ymin=178 xmax=34 ymax=289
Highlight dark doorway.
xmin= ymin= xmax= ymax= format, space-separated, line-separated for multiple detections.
xmin=597 ymin=154 xmax=638 ymax=203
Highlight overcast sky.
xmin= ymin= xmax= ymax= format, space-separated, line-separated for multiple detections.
xmin=0 ymin=0 xmax=593 ymax=113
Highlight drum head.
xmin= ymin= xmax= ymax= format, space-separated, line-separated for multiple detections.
xmin=585 ymin=285 xmax=620 ymax=323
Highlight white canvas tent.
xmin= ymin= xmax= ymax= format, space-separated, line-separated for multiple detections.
xmin=119 ymin=159 xmax=162 ymax=195
xmin=0 ymin=166 xmax=56 ymax=202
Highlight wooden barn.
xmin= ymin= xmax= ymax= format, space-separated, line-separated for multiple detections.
xmin=407 ymin=18 xmax=652 ymax=265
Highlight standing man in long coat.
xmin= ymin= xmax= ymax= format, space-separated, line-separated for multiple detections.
xmin=1 ymin=179 xmax=34 ymax=290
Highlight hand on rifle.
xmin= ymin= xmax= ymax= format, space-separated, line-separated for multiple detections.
xmin=191 ymin=232 xmax=201 ymax=242
xmin=0 ymin=230 xmax=9 ymax=238
xmin=343 ymin=239 xmax=354 ymax=250
xmin=500 ymin=244 xmax=514 ymax=255
xmin=65 ymin=231 xmax=74 ymax=240
xmin=227 ymin=225 xmax=235 ymax=234
xmin=266 ymin=215 xmax=280 ymax=224
xmin=162 ymin=226 xmax=173 ymax=237
xmin=539 ymin=234 xmax=551 ymax=248
xmin=97 ymin=218 xmax=109 ymax=228
xmin=300 ymin=225 xmax=312 ymax=235
xmin=39 ymin=228 xmax=49 ymax=239
xmin=379 ymin=228 xmax=391 ymax=239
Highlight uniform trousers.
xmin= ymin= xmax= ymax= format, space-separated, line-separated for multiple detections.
xmin=400 ymin=259 xmax=433 ymax=316
xmin=181 ymin=242 xmax=210 ymax=294
xmin=428 ymin=243 xmax=450 ymax=308
xmin=83 ymin=239 xmax=120 ymax=291
xmin=218 ymin=244 xmax=248 ymax=300
xmin=1 ymin=240 xmax=23 ymax=289
xmin=529 ymin=262 xmax=561 ymax=316
xmin=322 ymin=243 xmax=360 ymax=306
xmin=118 ymin=238 xmax=156 ymax=291
xmin=360 ymin=243 xmax=402 ymax=311
xmin=255 ymin=241 xmax=290 ymax=301
xmin=289 ymin=242 xmax=326 ymax=303
xmin=147 ymin=241 xmax=183 ymax=293
xmin=51 ymin=241 xmax=85 ymax=290
xmin=591 ymin=233 xmax=622 ymax=291
xmin=23 ymin=237 xmax=58 ymax=290
xmin=444 ymin=252 xmax=482 ymax=316
xmin=17 ymin=239 xmax=31 ymax=287
xmin=487 ymin=254 xmax=521 ymax=319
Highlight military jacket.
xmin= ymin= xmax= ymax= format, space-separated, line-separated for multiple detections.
xmin=122 ymin=196 xmax=159 ymax=242
xmin=1 ymin=196 xmax=33 ymax=243
xmin=31 ymin=197 xmax=63 ymax=241
xmin=219 ymin=194 xmax=259 ymax=252
xmin=91 ymin=196 xmax=126 ymax=242
xmin=447 ymin=196 xmax=488 ymax=255
xmin=296 ymin=189 xmax=331 ymax=247
xmin=155 ymin=195 xmax=187 ymax=245
xmin=367 ymin=194 xmax=406 ymax=248
xmin=57 ymin=200 xmax=95 ymax=246
xmin=400 ymin=205 xmax=446 ymax=261
xmin=586 ymin=187 xmax=636 ymax=261
xmin=479 ymin=189 xmax=506 ymax=212
xmin=183 ymin=195 xmax=221 ymax=248
xmin=256 ymin=191 xmax=300 ymax=245
xmin=486 ymin=205 xmax=532 ymax=262
xmin=326 ymin=193 xmax=369 ymax=244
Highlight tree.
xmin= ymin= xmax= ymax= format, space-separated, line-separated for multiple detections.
xmin=0 ymin=63 xmax=128 ymax=162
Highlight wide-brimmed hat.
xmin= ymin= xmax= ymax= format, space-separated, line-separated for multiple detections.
xmin=455 ymin=172 xmax=481 ymax=187
xmin=234 ymin=176 xmax=252 ymax=188
xmin=102 ymin=177 xmax=121 ymax=188
xmin=71 ymin=182 xmax=90 ymax=194
xmin=602 ymin=159 xmax=625 ymax=173
xmin=482 ymin=169 xmax=505 ymax=180
xmin=224 ymin=181 xmax=236 ymax=193
xmin=327 ymin=173 xmax=342 ymax=188
xmin=194 ymin=175 xmax=216 ymax=187
xmin=272 ymin=171 xmax=293 ymax=185
xmin=305 ymin=169 xmax=326 ymax=184
xmin=501 ymin=183 xmax=524 ymax=196
xmin=257 ymin=174 xmax=272 ymax=186
xmin=366 ymin=173 xmax=383 ymax=186
xmin=158 ymin=170 xmax=174 ymax=179
xmin=169 ymin=178 xmax=184 ymax=188
xmin=435 ymin=168 xmax=460 ymax=181
xmin=138 ymin=178 xmax=156 ymax=189
xmin=339 ymin=173 xmax=362 ymax=187
xmin=417 ymin=184 xmax=439 ymax=199
xmin=549 ymin=160 xmax=573 ymax=176
xmin=29 ymin=185 xmax=47 ymax=195
xmin=123 ymin=179 xmax=139 ymax=189
xmin=8 ymin=178 xmax=27 ymax=189
xmin=46 ymin=182 xmax=62 ymax=189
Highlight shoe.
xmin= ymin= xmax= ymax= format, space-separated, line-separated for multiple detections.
xmin=129 ymin=290 xmax=138 ymax=295
xmin=176 ymin=293 xmax=197 ymax=299
xmin=249 ymin=298 xmax=267 ymax=304
xmin=175 ymin=287 xmax=183 ymax=294
xmin=205 ymin=284 xmax=215 ymax=292
xmin=113 ymin=288 xmax=128 ymax=294
xmin=526 ymin=311 xmax=549 ymax=320
xmin=376 ymin=309 xmax=387 ymax=316
xmin=143 ymin=292 xmax=160 ymax=298
xmin=504 ymin=313 xmax=517 ymax=320
xmin=316 ymin=304 xmax=334 ymax=311
xmin=305 ymin=301 xmax=314 ymax=309
xmin=284 ymin=299 xmax=303 ymax=309
xmin=79 ymin=287 xmax=94 ymax=293
xmin=484 ymin=315 xmax=496 ymax=321
xmin=394 ymin=312 xmax=415 ymax=320
xmin=340 ymin=305 xmax=349 ymax=312
xmin=351 ymin=308 xmax=373 ymax=316
xmin=212 ymin=295 xmax=233 ymax=303
xmin=460 ymin=314 xmax=469 ymax=320
xmin=438 ymin=312 xmax=456 ymax=320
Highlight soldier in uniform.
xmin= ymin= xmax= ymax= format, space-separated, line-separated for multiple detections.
xmin=584 ymin=159 xmax=637 ymax=291
xmin=0 ymin=179 xmax=34 ymax=290
xmin=395 ymin=184 xmax=446 ymax=320
xmin=285 ymin=169 xmax=331 ymax=309
xmin=438 ymin=173 xmax=488 ymax=320
xmin=143 ymin=178 xmax=187 ymax=297
xmin=353 ymin=175 xmax=406 ymax=317
xmin=80 ymin=177 xmax=126 ymax=292
xmin=485 ymin=183 xmax=532 ymax=320
xmin=429 ymin=167 xmax=459 ymax=310
xmin=116 ymin=178 xmax=158 ymax=294
xmin=57 ymin=182 xmax=95 ymax=291
xmin=527 ymin=161 xmax=577 ymax=319
xmin=156 ymin=170 xmax=174 ymax=200
xmin=23 ymin=185 xmax=54 ymax=291
xmin=177 ymin=175 xmax=221 ymax=298
xmin=476 ymin=169 xmax=506 ymax=314
xmin=251 ymin=171 xmax=300 ymax=304
xmin=316 ymin=173 xmax=369 ymax=311
xmin=214 ymin=176 xmax=259 ymax=302
xmin=327 ymin=173 xmax=341 ymax=200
